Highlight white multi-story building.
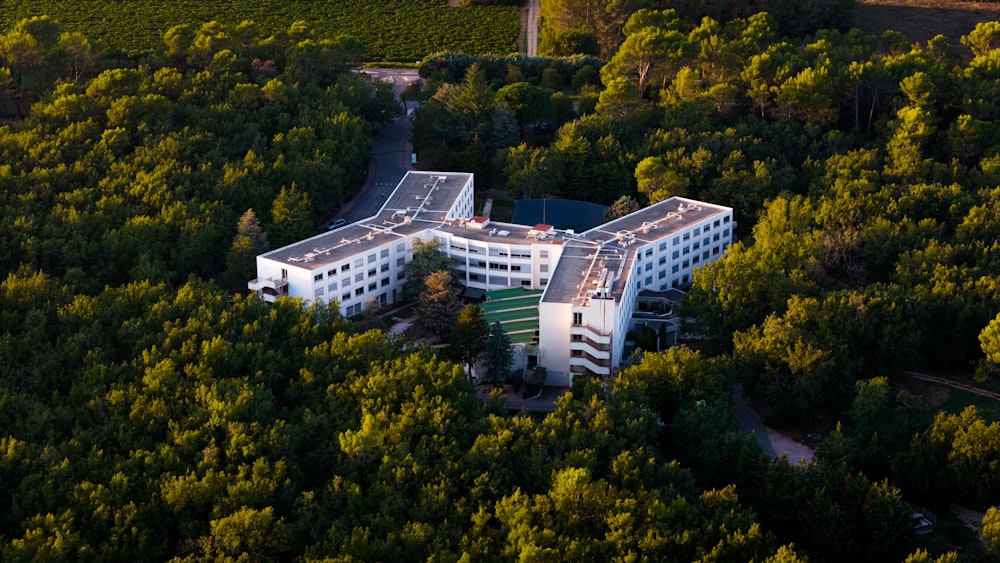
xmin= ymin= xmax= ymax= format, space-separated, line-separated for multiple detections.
xmin=250 ymin=171 xmax=733 ymax=382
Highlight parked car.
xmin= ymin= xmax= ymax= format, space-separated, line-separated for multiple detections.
xmin=325 ymin=218 xmax=346 ymax=230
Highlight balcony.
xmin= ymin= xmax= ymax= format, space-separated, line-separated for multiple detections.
xmin=569 ymin=340 xmax=611 ymax=358
xmin=569 ymin=324 xmax=612 ymax=344
xmin=248 ymin=277 xmax=288 ymax=303
xmin=568 ymin=355 xmax=612 ymax=376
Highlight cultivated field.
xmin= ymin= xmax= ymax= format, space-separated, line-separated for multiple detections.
xmin=0 ymin=0 xmax=520 ymax=61
xmin=855 ymin=0 xmax=1000 ymax=52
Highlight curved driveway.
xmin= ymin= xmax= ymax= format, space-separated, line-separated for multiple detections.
xmin=336 ymin=69 xmax=420 ymax=223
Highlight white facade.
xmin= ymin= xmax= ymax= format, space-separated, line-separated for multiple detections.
xmin=250 ymin=171 xmax=733 ymax=380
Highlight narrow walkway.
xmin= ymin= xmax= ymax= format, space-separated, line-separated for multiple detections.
xmin=904 ymin=371 xmax=1000 ymax=400
xmin=481 ymin=197 xmax=494 ymax=217
xmin=732 ymin=384 xmax=814 ymax=465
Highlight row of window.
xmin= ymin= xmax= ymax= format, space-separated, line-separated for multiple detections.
xmin=311 ymin=243 xmax=407 ymax=284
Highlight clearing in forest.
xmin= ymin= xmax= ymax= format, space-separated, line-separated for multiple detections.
xmin=855 ymin=0 xmax=1000 ymax=52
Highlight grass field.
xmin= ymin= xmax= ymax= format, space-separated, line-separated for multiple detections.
xmin=0 ymin=0 xmax=519 ymax=60
xmin=855 ymin=0 xmax=1000 ymax=53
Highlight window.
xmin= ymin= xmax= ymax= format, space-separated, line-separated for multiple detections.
xmin=723 ymin=216 xmax=730 ymax=223
xmin=367 ymin=254 xmax=376 ymax=263
xmin=540 ymin=278 xmax=548 ymax=285
xmin=703 ymin=237 xmax=710 ymax=246
xmin=571 ymin=350 xmax=583 ymax=357
xmin=703 ymin=225 xmax=710 ymax=233
xmin=540 ymin=264 xmax=548 ymax=272
xmin=341 ymin=264 xmax=350 ymax=272
xmin=355 ymin=273 xmax=363 ymax=282
xmin=658 ymin=256 xmax=666 ymax=265
xmin=368 ymin=283 xmax=377 ymax=291
xmin=342 ymin=292 xmax=351 ymax=302
xmin=520 ymin=280 xmax=531 ymax=286
xmin=660 ymin=283 xmax=668 ymax=291
xmin=694 ymin=227 xmax=701 ymax=236
xmin=714 ymin=219 xmax=720 ymax=227
xmin=672 ymin=265 xmax=679 ymax=273
xmin=672 ymin=250 xmax=680 ymax=259
xmin=511 ymin=265 xmax=521 ymax=272
xmin=397 ymin=257 xmax=405 ymax=267
xmin=683 ymin=232 xmax=690 ymax=241
xmin=693 ymin=242 xmax=700 ymax=250
xmin=396 ymin=242 xmax=405 ymax=253
xmin=355 ymin=287 xmax=364 ymax=296
xmin=713 ymin=233 xmax=720 ymax=241
xmin=327 ymin=269 xmax=336 ymax=277
xmin=645 ymin=276 xmax=652 ymax=285
xmin=573 ymin=312 xmax=583 ymax=326
xmin=380 ymin=249 xmax=389 ymax=259
xmin=380 ymin=278 xmax=389 ymax=287
xmin=572 ymin=334 xmax=583 ymax=342
xmin=673 ymin=237 xmax=680 ymax=245
xmin=703 ymin=251 xmax=710 ymax=260
xmin=713 ymin=246 xmax=720 ymax=256
xmin=682 ymin=275 xmax=689 ymax=284
xmin=314 ymin=287 xmax=324 ymax=296
xmin=683 ymin=247 xmax=690 ymax=255
xmin=644 ymin=263 xmax=652 ymax=272
xmin=328 ymin=281 xmax=338 ymax=291
xmin=381 ymin=264 xmax=389 ymax=272
xmin=682 ymin=260 xmax=689 ymax=268
xmin=314 ymin=273 xmax=323 ymax=282
xmin=645 ymin=249 xmax=652 ymax=257
xmin=368 ymin=268 xmax=376 ymax=277
xmin=354 ymin=259 xmax=363 ymax=268
xmin=659 ymin=242 xmax=667 ymax=251
xmin=672 ymin=279 xmax=679 ymax=288
xmin=469 ymin=273 xmax=480 ymax=281
xmin=723 ymin=228 xmax=730 ymax=237
xmin=397 ymin=272 xmax=405 ymax=280
xmin=658 ymin=271 xmax=666 ymax=279
xmin=692 ymin=256 xmax=700 ymax=264
xmin=281 ymin=268 xmax=288 ymax=279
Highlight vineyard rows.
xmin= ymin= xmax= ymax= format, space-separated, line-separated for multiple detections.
xmin=0 ymin=0 xmax=520 ymax=60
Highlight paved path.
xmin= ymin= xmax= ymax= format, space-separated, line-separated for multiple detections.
xmin=732 ymin=384 xmax=814 ymax=465
xmin=334 ymin=69 xmax=420 ymax=224
xmin=732 ymin=384 xmax=775 ymax=457
xmin=526 ymin=0 xmax=539 ymax=56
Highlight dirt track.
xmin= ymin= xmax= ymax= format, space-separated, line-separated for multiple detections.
xmin=903 ymin=371 xmax=1000 ymax=401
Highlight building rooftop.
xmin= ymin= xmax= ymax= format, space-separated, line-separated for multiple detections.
xmin=542 ymin=197 xmax=730 ymax=306
xmin=259 ymin=171 xmax=471 ymax=270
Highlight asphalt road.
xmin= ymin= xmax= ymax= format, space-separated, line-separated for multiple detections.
xmin=335 ymin=69 xmax=420 ymax=224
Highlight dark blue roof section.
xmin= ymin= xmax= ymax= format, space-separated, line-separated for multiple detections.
xmin=511 ymin=199 xmax=608 ymax=232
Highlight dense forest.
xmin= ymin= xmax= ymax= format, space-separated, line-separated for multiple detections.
xmin=2 ymin=1 xmax=1000 ymax=561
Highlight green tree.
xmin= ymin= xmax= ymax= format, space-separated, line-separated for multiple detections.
xmin=482 ymin=322 xmax=513 ymax=386
xmin=504 ymin=144 xmax=551 ymax=199
xmin=603 ymin=194 xmax=641 ymax=221
xmin=414 ymin=270 xmax=461 ymax=341
xmin=983 ymin=507 xmax=1000 ymax=558
xmin=269 ymin=183 xmax=314 ymax=247
xmin=403 ymin=239 xmax=459 ymax=300
xmin=224 ymin=209 xmax=270 ymax=290
xmin=450 ymin=304 xmax=489 ymax=377
xmin=979 ymin=313 xmax=1000 ymax=379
